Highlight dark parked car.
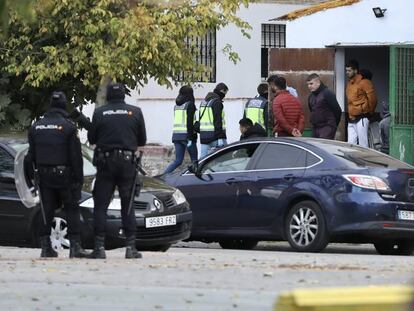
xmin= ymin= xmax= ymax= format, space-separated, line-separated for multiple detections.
xmin=0 ymin=139 xmax=192 ymax=252
xmin=162 ymin=137 xmax=414 ymax=255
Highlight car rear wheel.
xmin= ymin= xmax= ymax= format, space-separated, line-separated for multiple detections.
xmin=33 ymin=213 xmax=70 ymax=251
xmin=218 ymin=239 xmax=258 ymax=250
xmin=285 ymin=200 xmax=328 ymax=252
xmin=374 ymin=240 xmax=414 ymax=255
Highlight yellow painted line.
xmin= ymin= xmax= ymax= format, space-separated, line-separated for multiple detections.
xmin=274 ymin=286 xmax=414 ymax=311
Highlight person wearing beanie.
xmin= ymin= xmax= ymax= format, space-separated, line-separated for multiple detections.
xmin=199 ymin=82 xmax=229 ymax=158
xmin=87 ymin=82 xmax=147 ymax=259
xmin=243 ymin=82 xmax=269 ymax=133
xmin=164 ymin=85 xmax=198 ymax=174
xmin=25 ymin=91 xmax=89 ymax=258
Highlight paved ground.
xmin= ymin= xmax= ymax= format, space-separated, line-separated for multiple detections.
xmin=0 ymin=242 xmax=413 ymax=310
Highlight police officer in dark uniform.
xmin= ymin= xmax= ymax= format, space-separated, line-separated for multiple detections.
xmin=87 ymin=83 xmax=147 ymax=259
xmin=26 ymin=92 xmax=89 ymax=258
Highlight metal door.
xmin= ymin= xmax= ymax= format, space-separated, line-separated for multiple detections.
xmin=389 ymin=45 xmax=414 ymax=164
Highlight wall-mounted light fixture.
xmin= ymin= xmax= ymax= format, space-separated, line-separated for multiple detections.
xmin=372 ymin=7 xmax=387 ymax=18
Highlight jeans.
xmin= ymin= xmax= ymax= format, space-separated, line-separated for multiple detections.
xmin=200 ymin=139 xmax=227 ymax=158
xmin=164 ymin=141 xmax=198 ymax=174
xmin=347 ymin=117 xmax=369 ymax=147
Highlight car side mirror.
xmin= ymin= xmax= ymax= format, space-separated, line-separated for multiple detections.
xmin=188 ymin=161 xmax=213 ymax=181
xmin=188 ymin=161 xmax=200 ymax=176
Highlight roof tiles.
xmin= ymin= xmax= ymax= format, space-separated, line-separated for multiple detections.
xmin=276 ymin=0 xmax=362 ymax=21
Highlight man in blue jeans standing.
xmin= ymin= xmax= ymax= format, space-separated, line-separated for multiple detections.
xmin=199 ymin=83 xmax=228 ymax=158
xmin=164 ymin=85 xmax=198 ymax=174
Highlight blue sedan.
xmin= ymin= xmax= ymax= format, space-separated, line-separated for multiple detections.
xmin=162 ymin=138 xmax=414 ymax=255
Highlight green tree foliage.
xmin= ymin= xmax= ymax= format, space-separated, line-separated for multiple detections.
xmin=0 ymin=0 xmax=252 ymax=128
xmin=0 ymin=0 xmax=33 ymax=30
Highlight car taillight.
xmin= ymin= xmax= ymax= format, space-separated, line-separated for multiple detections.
xmin=343 ymin=174 xmax=390 ymax=191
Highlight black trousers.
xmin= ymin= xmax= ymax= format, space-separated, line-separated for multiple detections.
xmin=93 ymin=157 xmax=137 ymax=238
xmin=39 ymin=185 xmax=81 ymax=239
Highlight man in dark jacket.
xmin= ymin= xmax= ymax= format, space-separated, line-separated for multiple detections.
xmin=306 ymin=73 xmax=342 ymax=139
xmin=87 ymin=83 xmax=147 ymax=259
xmin=26 ymin=92 xmax=89 ymax=258
xmin=239 ymin=118 xmax=267 ymax=140
xmin=164 ymin=85 xmax=198 ymax=173
xmin=199 ymin=82 xmax=228 ymax=158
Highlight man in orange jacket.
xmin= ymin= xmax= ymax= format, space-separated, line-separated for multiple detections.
xmin=346 ymin=60 xmax=377 ymax=147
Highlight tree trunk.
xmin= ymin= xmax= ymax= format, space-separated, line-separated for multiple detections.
xmin=95 ymin=76 xmax=112 ymax=107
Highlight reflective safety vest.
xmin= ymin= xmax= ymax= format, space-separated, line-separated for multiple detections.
xmin=172 ymin=102 xmax=190 ymax=141
xmin=244 ymin=96 xmax=267 ymax=128
xmin=199 ymin=99 xmax=225 ymax=141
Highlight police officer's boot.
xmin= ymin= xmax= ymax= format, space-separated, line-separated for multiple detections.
xmin=87 ymin=235 xmax=106 ymax=259
xmin=40 ymin=236 xmax=58 ymax=258
xmin=125 ymin=236 xmax=142 ymax=259
xmin=69 ymin=236 xmax=90 ymax=258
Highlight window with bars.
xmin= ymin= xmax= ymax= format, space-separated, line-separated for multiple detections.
xmin=179 ymin=30 xmax=216 ymax=83
xmin=261 ymin=24 xmax=286 ymax=78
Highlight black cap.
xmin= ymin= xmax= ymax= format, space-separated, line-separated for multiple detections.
xmin=50 ymin=91 xmax=67 ymax=110
xmin=179 ymin=85 xmax=194 ymax=97
xmin=107 ymin=83 xmax=125 ymax=101
xmin=214 ymin=82 xmax=229 ymax=93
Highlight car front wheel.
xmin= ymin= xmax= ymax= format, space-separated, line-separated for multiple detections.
xmin=33 ymin=213 xmax=70 ymax=251
xmin=218 ymin=239 xmax=258 ymax=250
xmin=374 ymin=240 xmax=414 ymax=255
xmin=285 ymin=200 xmax=328 ymax=252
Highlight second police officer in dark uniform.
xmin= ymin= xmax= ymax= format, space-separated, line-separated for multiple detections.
xmin=87 ymin=83 xmax=147 ymax=259
xmin=26 ymin=92 xmax=89 ymax=258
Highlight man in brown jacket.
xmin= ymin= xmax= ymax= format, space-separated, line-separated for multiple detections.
xmin=346 ymin=60 xmax=377 ymax=147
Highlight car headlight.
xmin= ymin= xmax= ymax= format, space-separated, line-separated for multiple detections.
xmin=172 ymin=189 xmax=187 ymax=205
xmin=79 ymin=197 xmax=122 ymax=210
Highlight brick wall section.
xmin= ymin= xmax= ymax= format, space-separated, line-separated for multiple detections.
xmin=140 ymin=144 xmax=192 ymax=176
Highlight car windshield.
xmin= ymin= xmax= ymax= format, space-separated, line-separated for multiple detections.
xmin=9 ymin=142 xmax=97 ymax=176
xmin=311 ymin=140 xmax=413 ymax=169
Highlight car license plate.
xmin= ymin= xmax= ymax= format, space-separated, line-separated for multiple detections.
xmin=145 ymin=215 xmax=177 ymax=228
xmin=397 ymin=210 xmax=414 ymax=221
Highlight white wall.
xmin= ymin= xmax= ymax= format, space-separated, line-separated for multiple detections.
xmin=286 ymin=0 xmax=414 ymax=48
xmin=128 ymin=2 xmax=306 ymax=145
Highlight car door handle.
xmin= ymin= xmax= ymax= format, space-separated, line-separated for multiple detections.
xmin=283 ymin=174 xmax=296 ymax=182
xmin=225 ymin=177 xmax=249 ymax=185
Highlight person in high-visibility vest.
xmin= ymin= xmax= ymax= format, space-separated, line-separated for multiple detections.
xmin=199 ymin=83 xmax=228 ymax=158
xmin=164 ymin=85 xmax=198 ymax=173
xmin=243 ymin=83 xmax=269 ymax=132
